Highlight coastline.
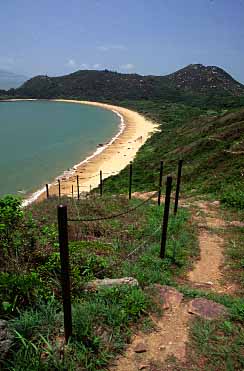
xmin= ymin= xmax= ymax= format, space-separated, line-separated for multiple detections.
xmin=9 ymin=99 xmax=158 ymax=205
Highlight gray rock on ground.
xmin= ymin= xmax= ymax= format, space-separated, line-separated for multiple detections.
xmin=188 ymin=298 xmax=227 ymax=320
xmin=85 ymin=277 xmax=139 ymax=291
xmin=152 ymin=284 xmax=183 ymax=309
xmin=0 ymin=320 xmax=13 ymax=361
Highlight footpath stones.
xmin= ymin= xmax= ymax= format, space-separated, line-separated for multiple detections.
xmin=188 ymin=298 xmax=227 ymax=320
xmin=134 ymin=342 xmax=147 ymax=353
xmin=85 ymin=277 xmax=139 ymax=291
xmin=152 ymin=284 xmax=183 ymax=309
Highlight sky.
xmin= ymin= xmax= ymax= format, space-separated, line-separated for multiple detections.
xmin=0 ymin=0 xmax=244 ymax=82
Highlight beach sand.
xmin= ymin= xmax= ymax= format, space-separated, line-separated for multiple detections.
xmin=22 ymin=99 xmax=158 ymax=203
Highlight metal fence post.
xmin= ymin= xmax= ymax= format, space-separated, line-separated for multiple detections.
xmin=46 ymin=184 xmax=49 ymax=199
xmin=160 ymin=176 xmax=172 ymax=259
xmin=174 ymin=160 xmax=183 ymax=215
xmin=57 ymin=205 xmax=72 ymax=343
xmin=100 ymin=170 xmax=103 ymax=197
xmin=58 ymin=179 xmax=61 ymax=198
xmin=76 ymin=175 xmax=80 ymax=200
xmin=129 ymin=162 xmax=132 ymax=200
xmin=158 ymin=160 xmax=164 ymax=206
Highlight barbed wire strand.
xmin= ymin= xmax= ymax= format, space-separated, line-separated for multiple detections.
xmin=94 ymin=223 xmax=162 ymax=276
xmin=67 ymin=191 xmax=158 ymax=222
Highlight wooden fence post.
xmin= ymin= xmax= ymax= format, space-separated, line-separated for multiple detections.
xmin=76 ymin=175 xmax=80 ymax=200
xmin=57 ymin=205 xmax=72 ymax=343
xmin=160 ymin=176 xmax=172 ymax=259
xmin=46 ymin=184 xmax=49 ymax=199
xmin=129 ymin=162 xmax=132 ymax=200
xmin=158 ymin=160 xmax=164 ymax=206
xmin=174 ymin=160 xmax=183 ymax=215
xmin=58 ymin=179 xmax=61 ymax=198
xmin=100 ymin=170 xmax=103 ymax=197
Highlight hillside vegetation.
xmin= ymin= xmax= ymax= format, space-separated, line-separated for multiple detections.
xmin=0 ymin=194 xmax=197 ymax=370
xmin=103 ymin=101 xmax=244 ymax=210
xmin=1 ymin=64 xmax=244 ymax=109
xmin=0 ymin=63 xmax=244 ymax=370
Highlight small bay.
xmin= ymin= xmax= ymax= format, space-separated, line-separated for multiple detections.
xmin=0 ymin=101 xmax=120 ymax=196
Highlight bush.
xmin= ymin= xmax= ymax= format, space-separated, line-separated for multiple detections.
xmin=0 ymin=272 xmax=45 ymax=315
xmin=221 ymin=184 xmax=244 ymax=210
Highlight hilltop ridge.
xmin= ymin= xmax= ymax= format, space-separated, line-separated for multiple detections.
xmin=166 ymin=64 xmax=244 ymax=95
xmin=1 ymin=64 xmax=243 ymax=102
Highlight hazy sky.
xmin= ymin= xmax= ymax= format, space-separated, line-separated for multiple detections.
xmin=0 ymin=0 xmax=243 ymax=82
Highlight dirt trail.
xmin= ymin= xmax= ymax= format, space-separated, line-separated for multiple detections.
xmin=110 ymin=194 xmax=229 ymax=370
xmin=110 ymin=304 xmax=190 ymax=371
xmin=187 ymin=200 xmax=226 ymax=292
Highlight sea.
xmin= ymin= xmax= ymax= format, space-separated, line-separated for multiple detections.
xmin=0 ymin=100 xmax=121 ymax=197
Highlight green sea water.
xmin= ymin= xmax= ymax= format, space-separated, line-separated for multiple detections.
xmin=0 ymin=101 xmax=120 ymax=197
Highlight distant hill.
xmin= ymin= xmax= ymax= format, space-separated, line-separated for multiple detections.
xmin=166 ymin=64 xmax=244 ymax=95
xmin=0 ymin=70 xmax=28 ymax=90
xmin=1 ymin=64 xmax=244 ymax=106
xmin=16 ymin=70 xmax=179 ymax=101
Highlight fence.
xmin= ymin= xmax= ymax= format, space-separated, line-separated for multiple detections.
xmin=45 ymin=170 xmax=120 ymax=200
xmin=55 ymin=160 xmax=183 ymax=342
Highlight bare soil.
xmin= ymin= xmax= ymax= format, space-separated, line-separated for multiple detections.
xmin=109 ymin=194 xmax=235 ymax=370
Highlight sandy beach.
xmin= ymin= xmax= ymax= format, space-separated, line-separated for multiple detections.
xmin=19 ymin=99 xmax=158 ymax=204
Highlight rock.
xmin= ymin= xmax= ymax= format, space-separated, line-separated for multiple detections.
xmin=0 ymin=320 xmax=13 ymax=361
xmin=212 ymin=201 xmax=220 ymax=206
xmin=229 ymin=221 xmax=244 ymax=228
xmin=194 ymin=281 xmax=214 ymax=289
xmin=188 ymin=298 xmax=227 ymax=320
xmin=198 ymin=223 xmax=207 ymax=229
xmin=138 ymin=364 xmax=149 ymax=370
xmin=159 ymin=345 xmax=166 ymax=350
xmin=85 ymin=277 xmax=139 ymax=291
xmin=152 ymin=284 xmax=183 ymax=309
xmin=134 ymin=342 xmax=147 ymax=353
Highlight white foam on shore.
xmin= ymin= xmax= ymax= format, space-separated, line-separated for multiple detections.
xmin=21 ymin=108 xmax=125 ymax=207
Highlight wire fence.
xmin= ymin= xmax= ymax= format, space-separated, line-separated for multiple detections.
xmin=67 ymin=191 xmax=158 ymax=222
xmin=56 ymin=160 xmax=183 ymax=342
xmin=94 ymin=223 xmax=162 ymax=277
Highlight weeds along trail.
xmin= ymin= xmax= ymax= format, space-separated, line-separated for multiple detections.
xmin=110 ymin=193 xmax=237 ymax=371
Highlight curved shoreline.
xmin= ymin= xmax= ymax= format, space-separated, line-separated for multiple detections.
xmin=6 ymin=99 xmax=158 ymax=205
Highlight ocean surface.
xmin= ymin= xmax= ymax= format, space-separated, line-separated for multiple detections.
xmin=0 ymin=101 xmax=120 ymax=197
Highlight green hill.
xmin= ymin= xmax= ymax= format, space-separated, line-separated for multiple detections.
xmin=1 ymin=64 xmax=243 ymax=108
xmin=103 ymin=101 xmax=244 ymax=209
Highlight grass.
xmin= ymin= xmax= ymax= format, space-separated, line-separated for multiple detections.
xmin=101 ymin=101 xmax=244 ymax=211
xmin=5 ymin=286 xmax=150 ymax=371
xmin=1 ymin=99 xmax=244 ymax=369
xmin=0 ymin=193 xmax=197 ymax=370
xmin=164 ymin=317 xmax=244 ymax=371
xmin=224 ymin=225 xmax=244 ymax=296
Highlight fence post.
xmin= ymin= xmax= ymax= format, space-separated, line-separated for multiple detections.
xmin=71 ymin=185 xmax=74 ymax=198
xmin=58 ymin=179 xmax=61 ymax=198
xmin=100 ymin=170 xmax=103 ymax=197
xmin=76 ymin=175 xmax=80 ymax=200
xmin=129 ymin=162 xmax=132 ymax=200
xmin=158 ymin=160 xmax=164 ymax=206
xmin=46 ymin=184 xmax=49 ymax=199
xmin=160 ymin=176 xmax=172 ymax=259
xmin=57 ymin=205 xmax=72 ymax=343
xmin=174 ymin=160 xmax=183 ymax=215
